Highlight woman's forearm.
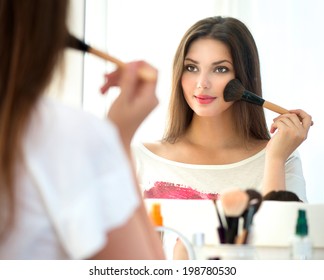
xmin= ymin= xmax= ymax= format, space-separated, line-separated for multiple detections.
xmin=262 ymin=156 xmax=286 ymax=196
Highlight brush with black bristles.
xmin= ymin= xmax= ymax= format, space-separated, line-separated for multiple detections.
xmin=224 ymin=79 xmax=314 ymax=126
xmin=219 ymin=189 xmax=262 ymax=244
xmin=223 ymin=79 xmax=290 ymax=115
xmin=66 ymin=33 xmax=156 ymax=82
xmin=220 ymin=189 xmax=250 ymax=244
xmin=235 ymin=189 xmax=263 ymax=244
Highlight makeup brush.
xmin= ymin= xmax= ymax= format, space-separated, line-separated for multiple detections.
xmin=224 ymin=79 xmax=314 ymax=126
xmin=221 ymin=189 xmax=249 ymax=217
xmin=66 ymin=33 xmax=157 ymax=82
xmin=223 ymin=79 xmax=290 ymax=114
xmin=213 ymin=200 xmax=228 ymax=243
xmin=220 ymin=190 xmax=250 ymax=244
xmin=245 ymin=189 xmax=262 ymax=214
xmin=235 ymin=189 xmax=263 ymax=244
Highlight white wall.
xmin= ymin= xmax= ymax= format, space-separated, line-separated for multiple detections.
xmin=81 ymin=0 xmax=324 ymax=203
xmin=48 ymin=0 xmax=85 ymax=107
xmin=217 ymin=0 xmax=324 ymax=203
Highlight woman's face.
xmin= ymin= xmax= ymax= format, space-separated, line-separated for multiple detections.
xmin=181 ymin=38 xmax=235 ymax=117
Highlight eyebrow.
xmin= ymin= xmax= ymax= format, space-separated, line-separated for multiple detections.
xmin=184 ymin=58 xmax=233 ymax=65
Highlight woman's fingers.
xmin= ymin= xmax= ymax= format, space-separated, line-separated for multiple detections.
xmin=289 ymin=109 xmax=313 ymax=128
xmin=100 ymin=68 xmax=122 ymax=94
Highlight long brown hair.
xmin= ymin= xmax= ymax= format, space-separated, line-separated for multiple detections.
xmin=0 ymin=0 xmax=69 ymax=238
xmin=163 ymin=16 xmax=270 ymax=143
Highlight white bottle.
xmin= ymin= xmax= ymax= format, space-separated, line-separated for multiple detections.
xmin=291 ymin=209 xmax=312 ymax=260
xmin=192 ymin=232 xmax=206 ymax=260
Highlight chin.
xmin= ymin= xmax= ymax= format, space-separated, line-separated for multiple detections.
xmin=194 ymin=111 xmax=219 ymax=118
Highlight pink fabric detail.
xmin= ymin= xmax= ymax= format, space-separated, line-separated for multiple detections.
xmin=144 ymin=181 xmax=220 ymax=200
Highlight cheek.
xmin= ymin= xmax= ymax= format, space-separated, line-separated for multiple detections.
xmin=181 ymin=75 xmax=192 ymax=96
xmin=216 ymin=77 xmax=235 ymax=96
xmin=181 ymin=76 xmax=194 ymax=107
xmin=218 ymin=80 xmax=229 ymax=94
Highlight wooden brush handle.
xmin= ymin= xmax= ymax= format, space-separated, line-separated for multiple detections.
xmin=89 ymin=47 xmax=125 ymax=68
xmin=263 ymin=100 xmax=289 ymax=114
xmin=88 ymin=47 xmax=156 ymax=82
xmin=235 ymin=229 xmax=248 ymax=245
xmin=263 ymin=100 xmax=314 ymax=126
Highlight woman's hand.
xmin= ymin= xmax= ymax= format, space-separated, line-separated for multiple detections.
xmin=262 ymin=109 xmax=312 ymax=195
xmin=267 ymin=109 xmax=312 ymax=160
xmin=100 ymin=61 xmax=159 ymax=146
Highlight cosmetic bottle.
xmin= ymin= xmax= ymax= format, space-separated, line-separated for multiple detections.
xmin=149 ymin=203 xmax=163 ymax=226
xmin=192 ymin=232 xmax=207 ymax=260
xmin=193 ymin=232 xmax=205 ymax=247
xmin=291 ymin=209 xmax=312 ymax=260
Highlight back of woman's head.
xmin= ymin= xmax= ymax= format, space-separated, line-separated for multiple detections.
xmin=164 ymin=16 xmax=270 ymax=143
xmin=0 ymin=0 xmax=69 ymax=238
xmin=0 ymin=0 xmax=69 ymax=100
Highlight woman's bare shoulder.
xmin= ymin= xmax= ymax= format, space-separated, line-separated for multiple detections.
xmin=143 ymin=141 xmax=177 ymax=158
xmin=143 ymin=141 xmax=166 ymax=154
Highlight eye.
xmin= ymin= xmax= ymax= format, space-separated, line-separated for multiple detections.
xmin=214 ymin=66 xmax=229 ymax=73
xmin=184 ymin=64 xmax=198 ymax=72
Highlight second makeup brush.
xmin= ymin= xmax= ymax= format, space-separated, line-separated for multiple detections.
xmin=66 ymin=33 xmax=156 ymax=82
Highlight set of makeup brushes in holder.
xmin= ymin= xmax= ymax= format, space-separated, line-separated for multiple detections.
xmin=213 ymin=189 xmax=262 ymax=245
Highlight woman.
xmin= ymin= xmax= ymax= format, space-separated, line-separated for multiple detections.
xmin=133 ymin=16 xmax=312 ymax=202
xmin=0 ymin=0 xmax=164 ymax=259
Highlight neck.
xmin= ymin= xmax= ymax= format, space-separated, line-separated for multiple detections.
xmin=183 ymin=114 xmax=243 ymax=149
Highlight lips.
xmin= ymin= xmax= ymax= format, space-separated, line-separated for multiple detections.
xmin=195 ymin=95 xmax=216 ymax=104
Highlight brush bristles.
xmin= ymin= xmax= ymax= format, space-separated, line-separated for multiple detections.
xmin=66 ymin=34 xmax=90 ymax=52
xmin=224 ymin=79 xmax=265 ymax=106
xmin=223 ymin=79 xmax=245 ymax=102
xmin=221 ymin=189 xmax=249 ymax=217
xmin=245 ymin=189 xmax=262 ymax=213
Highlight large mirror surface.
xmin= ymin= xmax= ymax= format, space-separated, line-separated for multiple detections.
xmin=76 ymin=0 xmax=324 ymax=203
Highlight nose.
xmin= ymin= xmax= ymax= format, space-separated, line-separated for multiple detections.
xmin=197 ymin=82 xmax=208 ymax=89
xmin=196 ymin=73 xmax=210 ymax=89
